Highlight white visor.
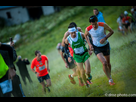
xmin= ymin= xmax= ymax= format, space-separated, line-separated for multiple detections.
xmin=68 ymin=27 xmax=76 ymax=33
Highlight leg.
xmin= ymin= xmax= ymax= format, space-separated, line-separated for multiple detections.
xmin=104 ymin=55 xmax=111 ymax=78
xmin=97 ymin=53 xmax=111 ymax=80
xmin=38 ymin=76 xmax=46 ymax=93
xmin=40 ymin=81 xmax=46 ymax=93
xmin=84 ymin=59 xmax=91 ymax=78
xmin=71 ymin=67 xmax=78 ymax=77
xmin=45 ymin=79 xmax=51 ymax=87
xmin=76 ymin=63 xmax=87 ymax=84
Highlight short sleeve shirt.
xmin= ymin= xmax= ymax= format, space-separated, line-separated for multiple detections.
xmin=31 ymin=55 xmax=48 ymax=77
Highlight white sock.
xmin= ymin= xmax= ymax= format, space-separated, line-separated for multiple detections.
xmin=109 ymin=79 xmax=113 ymax=83
xmin=71 ymin=74 xmax=73 ymax=78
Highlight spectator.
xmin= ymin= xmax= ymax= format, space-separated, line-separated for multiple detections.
xmin=16 ymin=56 xmax=33 ymax=85
xmin=122 ymin=11 xmax=132 ymax=34
xmin=117 ymin=13 xmax=125 ymax=35
xmin=0 ymin=42 xmax=15 ymax=97
xmin=130 ymin=8 xmax=136 ymax=31
xmin=93 ymin=8 xmax=105 ymax=23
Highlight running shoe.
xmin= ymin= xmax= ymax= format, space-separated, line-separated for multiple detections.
xmin=85 ymin=83 xmax=90 ymax=88
xmin=68 ymin=74 xmax=76 ymax=84
xmin=87 ymin=79 xmax=93 ymax=85
xmin=45 ymin=84 xmax=50 ymax=92
xmin=78 ymin=77 xmax=85 ymax=86
xmin=109 ymin=79 xmax=115 ymax=86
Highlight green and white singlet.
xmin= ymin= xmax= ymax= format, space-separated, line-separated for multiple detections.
xmin=67 ymin=32 xmax=90 ymax=63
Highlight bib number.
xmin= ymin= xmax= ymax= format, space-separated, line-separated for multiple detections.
xmin=74 ymin=46 xmax=84 ymax=54
xmin=0 ymin=79 xmax=12 ymax=94
xmin=39 ymin=65 xmax=46 ymax=71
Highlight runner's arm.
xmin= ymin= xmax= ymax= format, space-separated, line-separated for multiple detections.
xmin=62 ymin=31 xmax=69 ymax=47
xmin=46 ymin=59 xmax=50 ymax=72
xmin=104 ymin=23 xmax=114 ymax=40
xmin=100 ymin=23 xmax=114 ymax=44
xmin=84 ymin=28 xmax=94 ymax=51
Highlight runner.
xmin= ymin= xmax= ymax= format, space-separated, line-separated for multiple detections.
xmin=65 ymin=24 xmax=92 ymax=87
xmin=31 ymin=50 xmax=51 ymax=93
xmin=57 ymin=42 xmax=84 ymax=86
xmin=61 ymin=22 xmax=92 ymax=84
xmin=84 ymin=15 xmax=115 ymax=85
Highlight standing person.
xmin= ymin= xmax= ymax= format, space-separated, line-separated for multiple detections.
xmin=65 ymin=24 xmax=92 ymax=87
xmin=84 ymin=15 xmax=115 ymax=86
xmin=93 ymin=8 xmax=105 ymax=23
xmin=16 ymin=56 xmax=33 ymax=85
xmin=31 ymin=50 xmax=51 ymax=93
xmin=122 ymin=11 xmax=132 ymax=34
xmin=0 ymin=42 xmax=15 ymax=97
xmin=117 ymin=13 xmax=125 ymax=35
xmin=9 ymin=40 xmax=26 ymax=97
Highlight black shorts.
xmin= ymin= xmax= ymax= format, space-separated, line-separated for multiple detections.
xmin=37 ymin=74 xmax=50 ymax=83
xmin=123 ymin=22 xmax=130 ymax=29
xmin=93 ymin=43 xmax=110 ymax=56
xmin=64 ymin=55 xmax=76 ymax=69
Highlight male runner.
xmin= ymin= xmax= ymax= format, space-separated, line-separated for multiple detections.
xmin=65 ymin=24 xmax=92 ymax=87
xmin=62 ymin=22 xmax=92 ymax=84
xmin=57 ymin=42 xmax=84 ymax=86
xmin=84 ymin=15 xmax=115 ymax=85
xmin=31 ymin=50 xmax=51 ymax=93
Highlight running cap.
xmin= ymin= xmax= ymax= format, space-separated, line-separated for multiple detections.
xmin=68 ymin=27 xmax=76 ymax=33
xmin=124 ymin=11 xmax=128 ymax=15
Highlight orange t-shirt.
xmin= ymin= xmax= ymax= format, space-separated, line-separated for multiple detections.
xmin=31 ymin=55 xmax=48 ymax=77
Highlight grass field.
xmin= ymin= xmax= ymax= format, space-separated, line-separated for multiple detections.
xmin=1 ymin=6 xmax=136 ymax=97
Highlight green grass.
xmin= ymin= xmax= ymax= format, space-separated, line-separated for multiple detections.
xmin=1 ymin=6 xmax=136 ymax=97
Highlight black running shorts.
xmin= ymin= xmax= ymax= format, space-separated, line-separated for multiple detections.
xmin=93 ymin=43 xmax=110 ymax=56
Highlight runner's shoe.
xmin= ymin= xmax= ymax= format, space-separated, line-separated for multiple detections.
xmin=68 ymin=74 xmax=76 ymax=84
xmin=87 ymin=80 xmax=93 ymax=85
xmin=109 ymin=81 xmax=115 ymax=86
xmin=85 ymin=83 xmax=90 ymax=88
xmin=45 ymin=84 xmax=51 ymax=92
xmin=109 ymin=79 xmax=115 ymax=86
xmin=78 ymin=77 xmax=85 ymax=86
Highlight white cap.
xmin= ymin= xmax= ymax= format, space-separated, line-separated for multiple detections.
xmin=131 ymin=8 xmax=134 ymax=12
xmin=124 ymin=11 xmax=128 ymax=15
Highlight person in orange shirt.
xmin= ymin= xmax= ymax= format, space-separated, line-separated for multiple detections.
xmin=31 ymin=50 xmax=51 ymax=93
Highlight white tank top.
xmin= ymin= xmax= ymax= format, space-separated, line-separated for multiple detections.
xmin=87 ymin=22 xmax=108 ymax=47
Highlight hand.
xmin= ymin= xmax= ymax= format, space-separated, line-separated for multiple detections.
xmin=68 ymin=57 xmax=72 ymax=63
xmin=25 ymin=58 xmax=28 ymax=61
xmin=100 ymin=37 xmax=106 ymax=44
xmin=10 ymin=41 xmax=14 ymax=47
xmin=36 ymin=73 xmax=39 ymax=77
xmin=88 ymin=50 xmax=92 ymax=55
xmin=65 ymin=62 xmax=69 ymax=68
xmin=89 ymin=45 xmax=94 ymax=51
xmin=8 ymin=68 xmax=16 ymax=80
xmin=47 ymin=68 xmax=50 ymax=72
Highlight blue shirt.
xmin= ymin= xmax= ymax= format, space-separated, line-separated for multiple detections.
xmin=96 ymin=12 xmax=105 ymax=23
